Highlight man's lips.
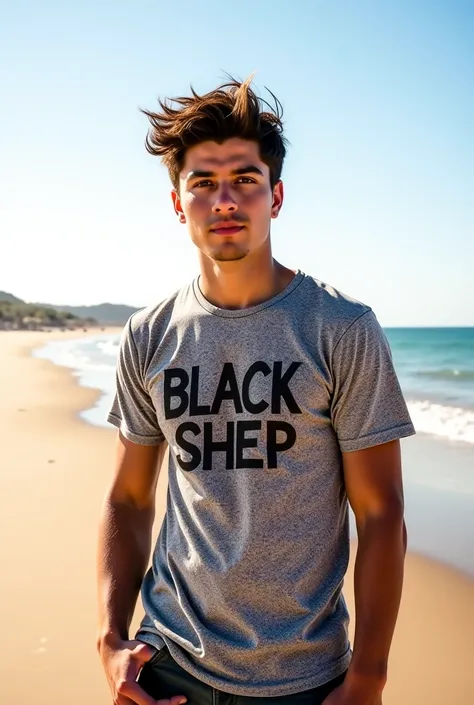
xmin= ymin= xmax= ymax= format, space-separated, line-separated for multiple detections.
xmin=210 ymin=223 xmax=245 ymax=236
xmin=211 ymin=226 xmax=245 ymax=235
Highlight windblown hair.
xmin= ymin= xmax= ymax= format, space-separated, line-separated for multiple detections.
xmin=141 ymin=76 xmax=288 ymax=190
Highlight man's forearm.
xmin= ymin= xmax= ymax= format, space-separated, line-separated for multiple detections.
xmin=346 ymin=512 xmax=407 ymax=693
xmin=96 ymin=496 xmax=155 ymax=646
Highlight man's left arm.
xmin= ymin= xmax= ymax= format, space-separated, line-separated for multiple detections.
xmin=325 ymin=439 xmax=407 ymax=704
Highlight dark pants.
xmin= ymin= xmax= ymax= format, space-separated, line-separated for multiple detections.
xmin=138 ymin=646 xmax=346 ymax=705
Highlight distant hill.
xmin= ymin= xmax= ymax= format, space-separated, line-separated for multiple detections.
xmin=0 ymin=291 xmax=24 ymax=304
xmin=0 ymin=291 xmax=99 ymax=330
xmin=34 ymin=302 xmax=141 ymax=325
xmin=0 ymin=291 xmax=141 ymax=327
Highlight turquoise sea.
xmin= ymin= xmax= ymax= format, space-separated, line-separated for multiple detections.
xmin=386 ymin=327 xmax=474 ymax=444
xmin=34 ymin=326 xmax=474 ymax=446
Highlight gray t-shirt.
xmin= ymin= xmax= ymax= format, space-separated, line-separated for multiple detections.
xmin=108 ymin=270 xmax=415 ymax=696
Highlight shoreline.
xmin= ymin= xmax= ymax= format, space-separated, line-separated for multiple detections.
xmin=1 ymin=330 xmax=473 ymax=704
xmin=30 ymin=327 xmax=123 ymax=430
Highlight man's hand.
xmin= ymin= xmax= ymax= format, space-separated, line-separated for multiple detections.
xmin=99 ymin=635 xmax=188 ymax=705
xmin=322 ymin=681 xmax=383 ymax=705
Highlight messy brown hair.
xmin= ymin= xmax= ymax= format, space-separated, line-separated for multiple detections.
xmin=141 ymin=76 xmax=288 ymax=191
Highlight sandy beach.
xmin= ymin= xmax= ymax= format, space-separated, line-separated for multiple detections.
xmin=1 ymin=330 xmax=473 ymax=705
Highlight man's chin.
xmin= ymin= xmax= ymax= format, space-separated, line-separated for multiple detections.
xmin=209 ymin=245 xmax=249 ymax=262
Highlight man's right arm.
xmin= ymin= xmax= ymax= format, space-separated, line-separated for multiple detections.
xmin=96 ymin=431 xmax=186 ymax=705
xmin=97 ymin=430 xmax=165 ymax=647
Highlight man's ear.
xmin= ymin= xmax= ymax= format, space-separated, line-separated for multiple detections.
xmin=171 ymin=189 xmax=186 ymax=224
xmin=271 ymin=180 xmax=284 ymax=219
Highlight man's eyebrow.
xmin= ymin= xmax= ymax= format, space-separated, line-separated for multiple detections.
xmin=230 ymin=165 xmax=264 ymax=177
xmin=186 ymin=170 xmax=214 ymax=182
xmin=185 ymin=165 xmax=264 ymax=182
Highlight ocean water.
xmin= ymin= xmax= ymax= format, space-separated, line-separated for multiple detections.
xmin=386 ymin=327 xmax=474 ymax=446
xmin=33 ymin=326 xmax=474 ymax=446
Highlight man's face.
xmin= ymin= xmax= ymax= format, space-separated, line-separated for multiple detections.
xmin=172 ymin=138 xmax=284 ymax=262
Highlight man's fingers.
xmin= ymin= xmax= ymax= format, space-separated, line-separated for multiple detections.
xmin=123 ymin=683 xmax=188 ymax=705
xmin=117 ymin=680 xmax=160 ymax=705
xmin=117 ymin=697 xmax=142 ymax=705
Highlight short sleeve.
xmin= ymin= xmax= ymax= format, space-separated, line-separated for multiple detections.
xmin=107 ymin=315 xmax=164 ymax=445
xmin=330 ymin=310 xmax=416 ymax=452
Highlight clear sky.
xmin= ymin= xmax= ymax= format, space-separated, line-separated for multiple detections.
xmin=1 ymin=0 xmax=472 ymax=326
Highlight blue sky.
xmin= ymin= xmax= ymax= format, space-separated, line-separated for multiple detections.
xmin=1 ymin=0 xmax=472 ymax=326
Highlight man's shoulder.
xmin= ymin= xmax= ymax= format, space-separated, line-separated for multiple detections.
xmin=301 ymin=272 xmax=373 ymax=323
xmin=125 ymin=281 xmax=194 ymax=343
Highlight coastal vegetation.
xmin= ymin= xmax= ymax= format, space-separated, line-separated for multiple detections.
xmin=0 ymin=291 xmax=139 ymax=329
xmin=0 ymin=292 xmax=98 ymax=331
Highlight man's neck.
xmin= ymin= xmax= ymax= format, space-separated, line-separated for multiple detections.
xmin=198 ymin=253 xmax=295 ymax=310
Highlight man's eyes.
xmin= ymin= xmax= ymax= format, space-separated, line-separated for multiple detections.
xmin=235 ymin=177 xmax=256 ymax=184
xmin=194 ymin=180 xmax=213 ymax=188
xmin=193 ymin=177 xmax=256 ymax=188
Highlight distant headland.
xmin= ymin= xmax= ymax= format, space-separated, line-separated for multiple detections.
xmin=0 ymin=291 xmax=140 ymax=331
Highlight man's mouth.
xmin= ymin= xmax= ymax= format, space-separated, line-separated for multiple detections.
xmin=210 ymin=222 xmax=245 ymax=236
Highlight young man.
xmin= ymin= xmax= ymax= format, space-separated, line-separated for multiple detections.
xmin=97 ymin=77 xmax=416 ymax=705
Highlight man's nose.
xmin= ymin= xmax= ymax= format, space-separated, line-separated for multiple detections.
xmin=212 ymin=185 xmax=238 ymax=214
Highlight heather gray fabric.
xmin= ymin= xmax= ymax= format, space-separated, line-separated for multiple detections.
xmin=107 ymin=270 xmax=415 ymax=696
